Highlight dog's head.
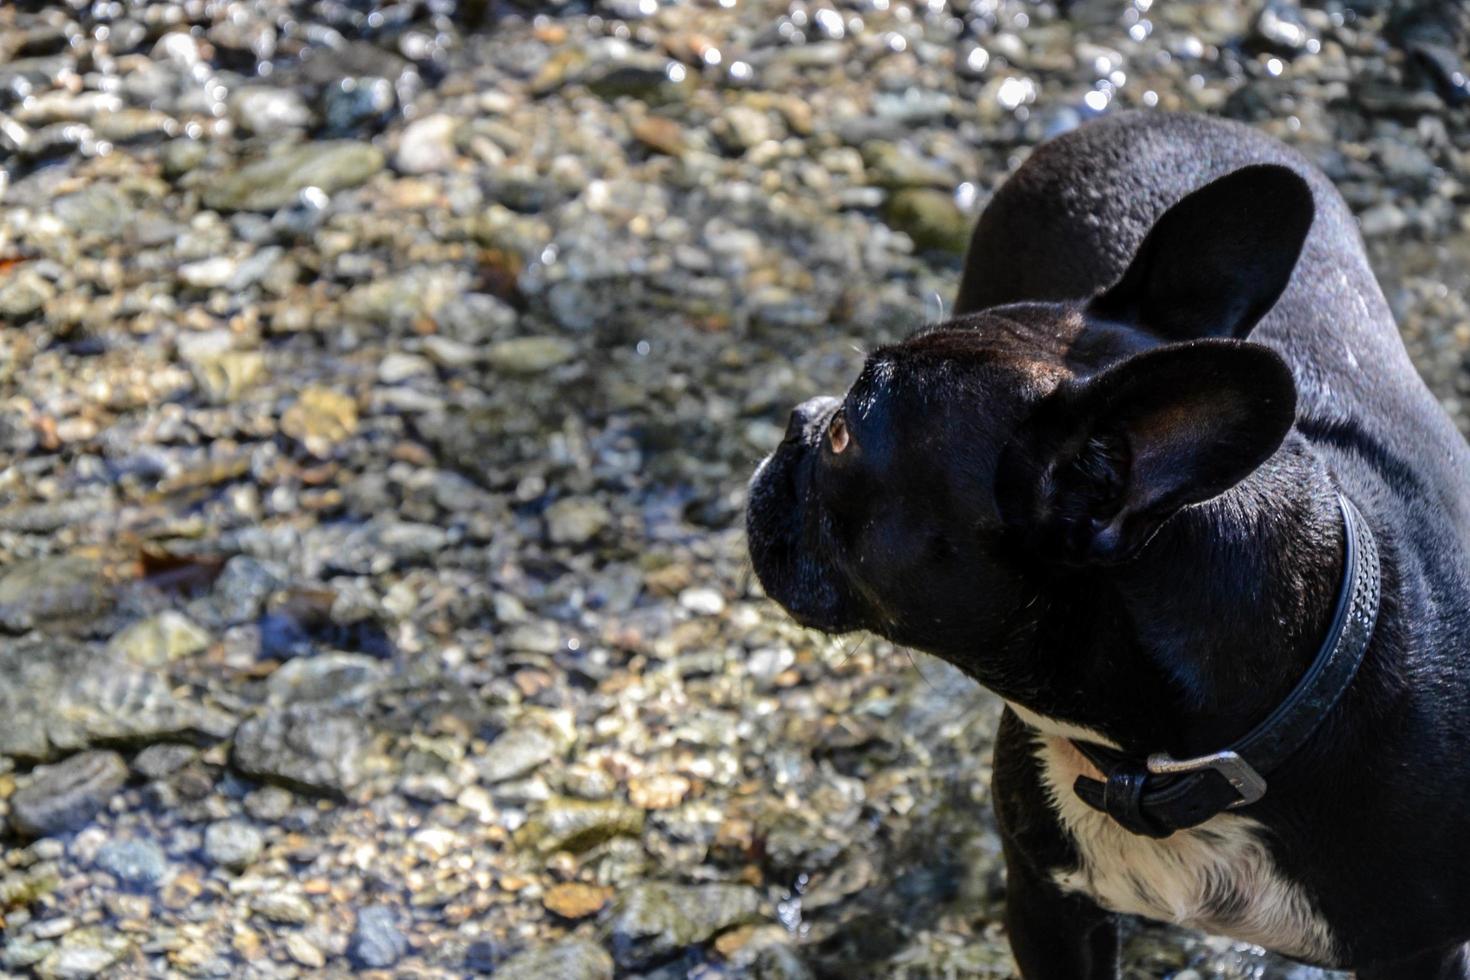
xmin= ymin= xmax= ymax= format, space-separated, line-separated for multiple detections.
xmin=747 ymin=165 xmax=1314 ymax=669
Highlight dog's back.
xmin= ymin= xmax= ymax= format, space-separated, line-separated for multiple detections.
xmin=958 ymin=111 xmax=1470 ymax=567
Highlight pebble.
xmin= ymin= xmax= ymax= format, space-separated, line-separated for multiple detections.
xmin=513 ymin=797 xmax=645 ymax=855
xmin=0 ymin=270 xmax=54 ymax=320
xmin=93 ymin=839 xmax=169 ymax=890
xmin=713 ymin=105 xmax=775 ymax=153
xmin=0 ymin=556 xmax=110 ymax=633
xmin=394 ymin=113 xmax=459 ymax=174
xmin=421 ymin=334 xmax=480 ymax=369
xmin=378 ymin=352 xmax=435 ymax=384
xmin=244 ymin=786 xmax=295 ymax=823
xmin=678 ymin=586 xmax=726 ymax=616
xmin=285 ymin=933 xmax=326 ymax=968
xmin=1360 ymin=203 xmax=1409 ymax=238
xmin=477 ymin=724 xmax=569 ymax=784
xmin=494 ymin=938 xmax=613 ymax=980
xmin=190 ymin=350 xmax=267 ymax=404
xmin=177 ymin=257 xmax=239 ymax=290
xmin=35 ymin=929 xmax=131 ymax=980
xmin=632 ymin=116 xmax=687 ymax=157
xmin=544 ymin=882 xmax=613 ymax=919
xmin=203 ymin=820 xmax=265 ymax=871
xmin=281 ymin=386 xmax=360 ymax=458
xmin=231 ymin=706 xmax=374 ymax=797
xmin=627 ymin=772 xmax=692 ymax=810
xmin=131 ymin=744 xmax=198 ymax=780
xmin=10 ymin=752 xmax=129 ymax=839
xmin=603 ymin=882 xmax=761 ymax=969
xmin=250 ymin=891 xmax=313 ymax=925
xmin=349 ymin=905 xmax=409 ymax=969
xmin=106 ymin=612 xmax=212 ymax=666
xmin=885 ymin=188 xmax=972 ymax=254
xmin=265 ymin=653 xmax=387 ymax=706
xmin=544 ymin=498 xmax=613 ymax=545
xmin=230 ymin=87 xmax=314 ymax=134
xmin=485 ymin=336 xmax=578 ymax=374
xmin=201 ymin=141 xmax=385 ymax=212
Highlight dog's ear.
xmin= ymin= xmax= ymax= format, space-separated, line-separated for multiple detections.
xmin=999 ymin=339 xmax=1296 ymax=564
xmin=1090 ymin=165 xmax=1314 ymax=341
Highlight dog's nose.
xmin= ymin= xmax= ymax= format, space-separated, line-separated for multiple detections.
xmin=785 ymin=396 xmax=841 ymax=442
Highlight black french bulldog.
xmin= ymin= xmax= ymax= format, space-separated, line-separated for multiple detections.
xmin=746 ymin=111 xmax=1470 ymax=978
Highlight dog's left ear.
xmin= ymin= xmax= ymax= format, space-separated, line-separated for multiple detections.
xmin=1000 ymin=339 xmax=1297 ymax=564
xmin=1090 ymin=164 xmax=1315 ymax=341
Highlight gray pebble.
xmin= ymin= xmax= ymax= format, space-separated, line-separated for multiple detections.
xmin=495 ymin=939 xmax=613 ymax=980
xmin=93 ymin=838 xmax=169 ymax=889
xmin=349 ymin=905 xmax=409 ymax=969
xmin=10 ymin=752 xmax=128 ymax=839
xmin=203 ymin=819 xmax=264 ymax=871
xmin=231 ymin=705 xmax=374 ymax=797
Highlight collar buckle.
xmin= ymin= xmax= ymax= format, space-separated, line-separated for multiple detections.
xmin=1146 ymin=750 xmax=1267 ymax=807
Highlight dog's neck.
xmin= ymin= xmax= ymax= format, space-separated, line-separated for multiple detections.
xmin=1002 ymin=440 xmax=1346 ymax=756
xmin=1111 ymin=443 xmax=1345 ymax=753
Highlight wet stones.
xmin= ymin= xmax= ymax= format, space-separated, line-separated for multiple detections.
xmin=393 ymin=113 xmax=460 ymax=174
xmin=0 ymin=269 xmax=53 ymax=321
xmin=201 ymin=141 xmax=385 ymax=212
xmin=229 ymin=87 xmax=314 ymax=135
xmin=34 ymin=928 xmax=132 ymax=980
xmin=544 ymin=497 xmax=612 ymax=546
xmin=52 ymin=184 xmax=134 ymax=238
xmin=485 ymin=336 xmax=578 ymax=374
xmin=0 ymin=638 xmax=229 ymax=761
xmin=543 ymin=881 xmax=612 ymax=919
xmin=189 ymin=350 xmax=267 ymax=404
xmin=93 ymin=838 xmax=169 ymax=890
xmin=250 ymin=890 xmax=314 ymax=925
xmin=280 ymin=386 xmax=360 ymax=458
xmin=513 ymin=797 xmax=645 ymax=855
xmin=50 ymin=660 xmax=233 ymax=755
xmin=601 ymin=881 xmax=761 ymax=969
xmin=264 ymin=652 xmax=388 ymax=707
xmin=495 ymin=938 xmax=613 ymax=980
xmin=203 ymin=820 xmax=264 ymax=871
xmin=106 ymin=612 xmax=211 ymax=667
xmin=349 ymin=905 xmax=409 ymax=969
xmin=341 ymin=266 xmax=468 ymax=330
xmin=476 ymin=723 xmax=570 ymax=784
xmin=884 ymin=189 xmax=972 ymax=254
xmin=0 ymin=0 xmax=1454 ymax=975
xmin=231 ymin=705 xmax=377 ymax=798
xmin=0 ymin=556 xmax=110 ymax=634
xmin=631 ymin=115 xmax=688 ymax=158
xmin=9 ymin=751 xmax=129 ymax=839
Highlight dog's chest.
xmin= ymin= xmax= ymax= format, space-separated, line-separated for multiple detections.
xmin=1033 ymin=734 xmax=1337 ymax=963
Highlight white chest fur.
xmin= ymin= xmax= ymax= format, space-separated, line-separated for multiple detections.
xmin=1030 ymin=729 xmax=1338 ymax=964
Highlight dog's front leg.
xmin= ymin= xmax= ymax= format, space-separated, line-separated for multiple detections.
xmin=1003 ymin=848 xmax=1119 ymax=979
xmin=993 ymin=709 xmax=1119 ymax=978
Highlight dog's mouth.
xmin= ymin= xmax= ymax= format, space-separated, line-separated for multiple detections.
xmin=745 ymin=423 xmax=862 ymax=635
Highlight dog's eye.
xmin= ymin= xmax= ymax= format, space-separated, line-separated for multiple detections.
xmin=828 ymin=412 xmax=850 ymax=454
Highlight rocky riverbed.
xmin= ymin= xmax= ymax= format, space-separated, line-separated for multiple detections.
xmin=0 ymin=0 xmax=1467 ymax=977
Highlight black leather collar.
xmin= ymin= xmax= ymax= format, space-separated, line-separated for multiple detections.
xmin=1068 ymin=493 xmax=1381 ymax=838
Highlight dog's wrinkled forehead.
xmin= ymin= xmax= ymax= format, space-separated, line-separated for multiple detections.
xmin=854 ymin=307 xmax=1082 ymax=418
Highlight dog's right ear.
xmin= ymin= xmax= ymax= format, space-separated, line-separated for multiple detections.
xmin=998 ymin=339 xmax=1297 ymax=565
xmin=1090 ymin=164 xmax=1314 ymax=342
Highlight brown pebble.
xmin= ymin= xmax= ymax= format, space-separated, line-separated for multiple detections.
xmin=628 ymin=773 xmax=691 ymax=810
xmin=632 ymin=116 xmax=686 ymax=158
xmin=543 ymin=882 xmax=612 ymax=920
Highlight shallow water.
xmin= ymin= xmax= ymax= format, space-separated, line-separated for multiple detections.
xmin=0 ymin=0 xmax=1465 ymax=976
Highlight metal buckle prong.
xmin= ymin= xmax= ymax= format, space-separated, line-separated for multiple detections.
xmin=1146 ymin=750 xmax=1268 ymax=808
